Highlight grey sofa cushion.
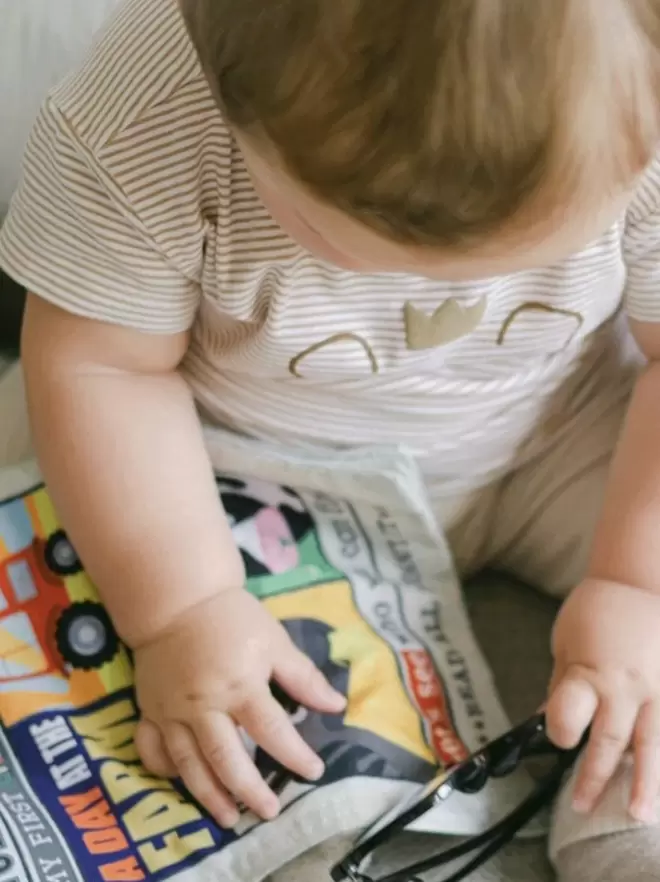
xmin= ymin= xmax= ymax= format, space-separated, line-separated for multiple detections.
xmin=465 ymin=572 xmax=556 ymax=721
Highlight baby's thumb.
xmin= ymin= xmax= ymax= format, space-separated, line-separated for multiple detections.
xmin=545 ymin=669 xmax=598 ymax=750
xmin=273 ymin=643 xmax=346 ymax=714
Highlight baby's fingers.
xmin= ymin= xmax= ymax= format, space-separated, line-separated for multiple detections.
xmin=573 ymin=699 xmax=637 ymax=814
xmin=274 ymin=646 xmax=346 ymax=715
xmin=135 ymin=720 xmax=177 ymax=778
xmin=163 ymin=721 xmax=241 ymax=828
xmin=191 ymin=712 xmax=281 ymax=820
xmin=546 ymin=673 xmax=598 ymax=749
xmin=238 ymin=690 xmax=324 ymax=782
xmin=630 ymin=702 xmax=660 ymax=824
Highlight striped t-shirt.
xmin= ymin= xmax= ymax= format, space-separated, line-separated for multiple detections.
xmin=2 ymin=0 xmax=660 ymax=506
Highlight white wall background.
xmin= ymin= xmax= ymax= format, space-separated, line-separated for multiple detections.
xmin=0 ymin=0 xmax=121 ymax=216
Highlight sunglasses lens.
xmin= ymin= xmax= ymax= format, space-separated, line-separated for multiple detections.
xmin=488 ymin=736 xmax=524 ymax=777
xmin=451 ymin=755 xmax=490 ymax=794
xmin=487 ymin=716 xmax=554 ymax=778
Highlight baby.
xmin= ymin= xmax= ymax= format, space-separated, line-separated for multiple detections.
xmin=3 ymin=0 xmax=660 ymax=877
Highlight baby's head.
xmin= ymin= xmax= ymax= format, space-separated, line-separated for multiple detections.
xmin=180 ymin=0 xmax=660 ymax=277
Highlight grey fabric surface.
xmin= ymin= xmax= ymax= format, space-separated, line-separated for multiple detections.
xmin=460 ymin=572 xmax=557 ymax=881
xmin=555 ymin=828 xmax=660 ymax=882
xmin=465 ymin=572 xmax=556 ymax=723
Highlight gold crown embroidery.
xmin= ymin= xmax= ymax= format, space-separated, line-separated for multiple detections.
xmin=404 ymin=297 xmax=487 ymax=350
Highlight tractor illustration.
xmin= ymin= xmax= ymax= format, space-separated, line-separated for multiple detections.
xmin=0 ymin=502 xmax=119 ymax=695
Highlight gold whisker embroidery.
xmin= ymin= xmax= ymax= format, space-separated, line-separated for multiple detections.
xmin=497 ymin=302 xmax=584 ymax=346
xmin=289 ymin=332 xmax=379 ymax=378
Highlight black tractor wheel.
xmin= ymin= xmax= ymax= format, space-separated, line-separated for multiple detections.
xmin=45 ymin=530 xmax=83 ymax=576
xmin=55 ymin=601 xmax=119 ymax=670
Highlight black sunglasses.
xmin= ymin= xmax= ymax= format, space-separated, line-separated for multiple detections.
xmin=330 ymin=713 xmax=588 ymax=882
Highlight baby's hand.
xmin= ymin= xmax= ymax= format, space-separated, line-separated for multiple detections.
xmin=547 ymin=578 xmax=660 ymax=823
xmin=132 ymin=588 xmax=346 ymax=827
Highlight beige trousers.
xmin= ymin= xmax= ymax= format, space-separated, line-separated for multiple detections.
xmin=443 ymin=343 xmax=638 ymax=602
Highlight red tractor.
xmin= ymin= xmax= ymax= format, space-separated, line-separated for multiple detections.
xmin=0 ymin=530 xmax=118 ymax=693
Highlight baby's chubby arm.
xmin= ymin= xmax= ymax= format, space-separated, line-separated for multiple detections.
xmin=22 ymin=295 xmax=242 ymax=644
xmin=21 ymin=295 xmax=344 ymax=825
xmin=587 ymin=323 xmax=660 ymax=602
xmin=547 ymin=320 xmax=660 ymax=823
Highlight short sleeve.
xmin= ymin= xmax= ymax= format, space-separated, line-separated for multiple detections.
xmin=623 ymin=154 xmax=660 ymax=324
xmin=0 ymin=98 xmax=201 ymax=334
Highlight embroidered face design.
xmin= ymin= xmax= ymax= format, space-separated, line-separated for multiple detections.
xmin=236 ymin=135 xmax=630 ymax=372
xmin=217 ymin=477 xmax=313 ymax=576
xmin=289 ymin=333 xmax=379 ymax=377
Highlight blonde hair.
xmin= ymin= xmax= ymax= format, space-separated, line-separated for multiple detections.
xmin=180 ymin=0 xmax=660 ymax=246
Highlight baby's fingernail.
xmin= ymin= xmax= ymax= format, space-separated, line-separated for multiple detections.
xmin=631 ymin=802 xmax=658 ymax=825
xmin=572 ymin=797 xmax=591 ymax=815
xmin=309 ymin=759 xmax=325 ymax=780
xmin=262 ymin=797 xmax=281 ymax=820
xmin=327 ymin=690 xmax=346 ymax=710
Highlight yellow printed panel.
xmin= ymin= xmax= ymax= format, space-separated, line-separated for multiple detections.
xmin=30 ymin=488 xmax=58 ymax=540
xmin=265 ymin=580 xmax=434 ymax=764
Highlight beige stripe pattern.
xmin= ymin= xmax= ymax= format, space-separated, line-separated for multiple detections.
xmin=1 ymin=0 xmax=659 ymax=516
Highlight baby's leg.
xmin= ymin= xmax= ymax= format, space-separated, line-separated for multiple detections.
xmin=475 ymin=365 xmax=659 ymax=880
xmin=555 ymin=831 xmax=660 ymax=882
xmin=479 ymin=355 xmax=635 ymax=597
xmin=551 ymin=762 xmax=660 ymax=881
